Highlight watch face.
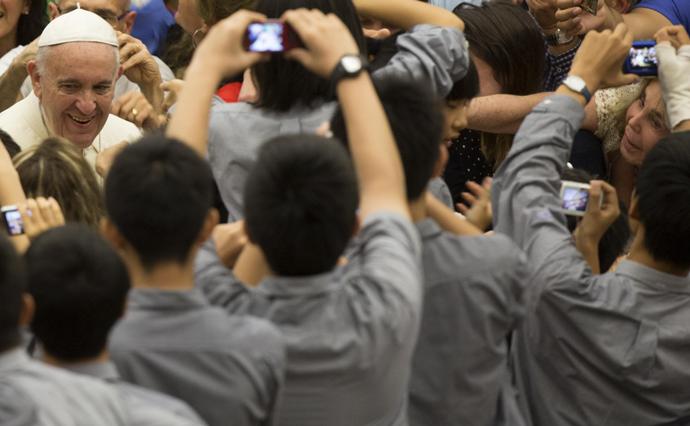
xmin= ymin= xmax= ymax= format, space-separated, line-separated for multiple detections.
xmin=341 ymin=55 xmax=362 ymax=74
xmin=566 ymin=76 xmax=586 ymax=92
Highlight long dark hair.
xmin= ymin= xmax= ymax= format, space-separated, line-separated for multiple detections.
xmin=17 ymin=0 xmax=47 ymax=45
xmin=454 ymin=0 xmax=545 ymax=169
xmin=252 ymin=0 xmax=366 ymax=112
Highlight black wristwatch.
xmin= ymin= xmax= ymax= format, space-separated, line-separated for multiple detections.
xmin=330 ymin=54 xmax=368 ymax=86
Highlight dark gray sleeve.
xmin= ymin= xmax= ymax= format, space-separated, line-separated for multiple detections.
xmin=492 ymin=95 xmax=588 ymax=271
xmin=372 ymin=25 xmax=469 ymax=98
xmin=194 ymin=238 xmax=251 ymax=311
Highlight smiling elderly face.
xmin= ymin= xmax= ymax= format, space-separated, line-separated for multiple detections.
xmin=30 ymin=42 xmax=119 ymax=150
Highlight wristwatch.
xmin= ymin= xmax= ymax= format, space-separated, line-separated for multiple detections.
xmin=330 ymin=54 xmax=368 ymax=86
xmin=562 ymin=75 xmax=592 ymax=103
xmin=544 ymin=28 xmax=574 ymax=46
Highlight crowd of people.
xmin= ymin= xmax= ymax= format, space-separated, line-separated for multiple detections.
xmin=1 ymin=0 xmax=690 ymax=424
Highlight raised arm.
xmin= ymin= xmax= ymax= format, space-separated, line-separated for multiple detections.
xmin=0 ymin=144 xmax=29 ymax=252
xmin=467 ymin=93 xmax=552 ymax=134
xmin=166 ymin=11 xmax=268 ymax=156
xmin=284 ymin=9 xmax=409 ymax=219
xmin=354 ymin=0 xmax=464 ymax=31
xmin=655 ymin=25 xmax=690 ymax=133
xmin=555 ymin=0 xmax=672 ymax=39
xmin=492 ymin=24 xmax=636 ymax=264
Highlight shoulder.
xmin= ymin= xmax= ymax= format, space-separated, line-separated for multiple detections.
xmin=101 ymin=114 xmax=142 ymax=144
xmin=0 ymin=94 xmax=44 ymax=149
xmin=220 ymin=313 xmax=286 ymax=361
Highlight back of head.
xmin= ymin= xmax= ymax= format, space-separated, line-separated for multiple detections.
xmin=13 ymin=137 xmax=104 ymax=227
xmin=252 ymin=0 xmax=366 ymax=112
xmin=636 ymin=132 xmax=690 ymax=269
xmin=447 ymin=59 xmax=480 ymax=103
xmin=104 ymin=135 xmax=215 ymax=270
xmin=0 ymin=236 xmax=25 ymax=353
xmin=25 ymin=224 xmax=130 ymax=361
xmin=453 ymin=0 xmax=544 ymax=95
xmin=331 ymin=77 xmax=444 ymax=201
xmin=244 ymin=134 xmax=358 ymax=276
xmin=198 ymin=0 xmax=255 ymax=25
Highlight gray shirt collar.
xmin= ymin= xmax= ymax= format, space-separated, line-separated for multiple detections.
xmin=0 ymin=348 xmax=27 ymax=373
xmin=615 ymin=260 xmax=690 ymax=293
xmin=415 ymin=218 xmax=443 ymax=240
xmin=127 ymin=288 xmax=208 ymax=311
xmin=257 ymin=271 xmax=339 ymax=297
xmin=61 ymin=361 xmax=120 ymax=382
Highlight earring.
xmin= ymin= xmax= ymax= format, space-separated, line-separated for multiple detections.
xmin=192 ymin=28 xmax=206 ymax=47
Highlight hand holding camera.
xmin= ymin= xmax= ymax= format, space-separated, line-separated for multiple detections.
xmin=571 ymin=180 xmax=620 ymax=247
xmin=654 ymin=25 xmax=690 ymax=130
xmin=282 ymin=9 xmax=361 ymax=79
xmin=568 ymin=23 xmax=637 ymax=95
xmin=189 ymin=10 xmax=270 ymax=81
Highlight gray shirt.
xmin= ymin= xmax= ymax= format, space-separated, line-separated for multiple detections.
xmin=492 ymin=94 xmax=690 ymax=425
xmin=195 ymin=213 xmax=423 ymax=426
xmin=208 ymin=25 xmax=469 ymax=222
xmin=0 ymin=348 xmax=128 ymax=426
xmin=109 ymin=288 xmax=285 ymax=426
xmin=64 ymin=360 xmax=207 ymax=426
xmin=409 ymin=219 xmax=528 ymax=426
xmin=427 ymin=177 xmax=454 ymax=210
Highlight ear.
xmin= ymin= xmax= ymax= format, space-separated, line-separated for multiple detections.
xmin=19 ymin=293 xmax=35 ymax=327
xmin=432 ymin=144 xmax=448 ymax=178
xmin=197 ymin=208 xmax=220 ymax=244
xmin=628 ymin=191 xmax=639 ymax=221
xmin=100 ymin=217 xmax=128 ymax=251
xmin=121 ymin=11 xmax=137 ymax=35
xmin=47 ymin=2 xmax=60 ymax=20
xmin=27 ymin=61 xmax=41 ymax=98
xmin=351 ymin=213 xmax=361 ymax=238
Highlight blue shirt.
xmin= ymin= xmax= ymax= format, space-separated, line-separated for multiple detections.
xmin=130 ymin=0 xmax=175 ymax=56
xmin=634 ymin=0 xmax=690 ymax=31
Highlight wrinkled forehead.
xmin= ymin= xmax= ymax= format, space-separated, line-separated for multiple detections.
xmin=44 ymin=42 xmax=119 ymax=80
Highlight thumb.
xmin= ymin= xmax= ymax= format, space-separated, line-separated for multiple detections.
xmin=587 ymin=181 xmax=603 ymax=213
xmin=614 ymin=73 xmax=641 ymax=87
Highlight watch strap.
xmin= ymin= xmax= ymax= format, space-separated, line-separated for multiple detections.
xmin=563 ymin=76 xmax=592 ymax=103
xmin=330 ymin=54 xmax=369 ymax=86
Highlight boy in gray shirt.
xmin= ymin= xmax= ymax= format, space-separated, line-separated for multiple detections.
xmin=170 ymin=9 xmax=423 ymax=426
xmin=25 ymin=224 xmax=207 ymax=426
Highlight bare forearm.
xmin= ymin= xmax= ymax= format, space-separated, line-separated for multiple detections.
xmin=139 ymin=77 xmax=165 ymax=114
xmin=0 ymin=64 xmax=27 ymax=112
xmin=0 ymin=148 xmax=30 ymax=251
xmin=166 ymin=63 xmax=220 ymax=156
xmin=354 ymin=0 xmax=463 ymax=31
xmin=467 ymin=93 xmax=552 ymax=134
xmin=426 ymin=192 xmax=482 ymax=236
xmin=337 ymin=73 xmax=408 ymax=218
xmin=576 ymin=239 xmax=601 ymax=274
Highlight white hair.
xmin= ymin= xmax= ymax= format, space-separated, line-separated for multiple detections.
xmin=35 ymin=44 xmax=120 ymax=78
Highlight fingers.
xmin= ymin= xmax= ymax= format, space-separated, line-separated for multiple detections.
xmin=19 ymin=197 xmax=65 ymax=239
xmin=461 ymin=191 xmax=478 ymax=206
xmin=456 ymin=203 xmax=469 ymax=215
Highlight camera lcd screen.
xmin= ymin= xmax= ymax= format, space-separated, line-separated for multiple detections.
xmin=247 ymin=22 xmax=284 ymax=53
xmin=561 ymin=186 xmax=589 ymax=213
xmin=629 ymin=46 xmax=657 ymax=70
xmin=2 ymin=208 xmax=23 ymax=236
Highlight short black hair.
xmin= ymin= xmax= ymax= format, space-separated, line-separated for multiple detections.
xmin=244 ymin=134 xmax=358 ymax=276
xmin=447 ymin=59 xmax=480 ymax=103
xmin=26 ymin=224 xmax=130 ymax=361
xmin=636 ymin=132 xmax=690 ymax=268
xmin=0 ymin=129 xmax=20 ymax=158
xmin=0 ymin=235 xmax=25 ymax=353
xmin=252 ymin=0 xmax=366 ymax=112
xmin=562 ymin=168 xmax=631 ymax=272
xmin=104 ymin=135 xmax=215 ymax=269
xmin=331 ymin=77 xmax=444 ymax=201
